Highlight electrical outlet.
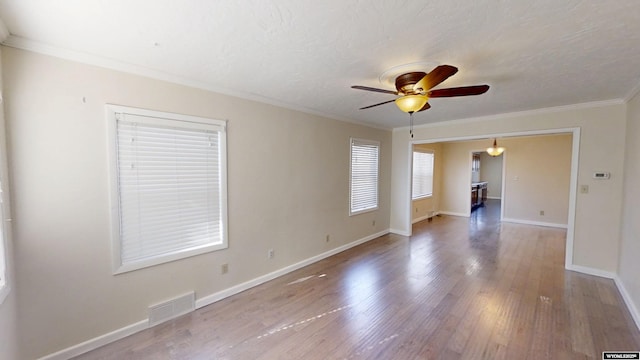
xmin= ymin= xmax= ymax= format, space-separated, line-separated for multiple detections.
xmin=268 ymin=249 xmax=274 ymax=259
xmin=221 ymin=263 xmax=228 ymax=274
xmin=325 ymin=235 xmax=330 ymax=243
xmin=539 ymin=210 xmax=544 ymax=216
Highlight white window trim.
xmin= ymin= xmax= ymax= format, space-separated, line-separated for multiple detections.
xmin=349 ymin=137 xmax=380 ymax=216
xmin=106 ymin=105 xmax=228 ymax=274
xmin=0 ymin=287 xmax=8 ymax=307
xmin=0 ymin=186 xmax=8 ymax=305
xmin=412 ymin=149 xmax=434 ymax=200
xmin=412 ymin=194 xmax=433 ymax=200
xmin=0 ymin=236 xmax=8 ymax=306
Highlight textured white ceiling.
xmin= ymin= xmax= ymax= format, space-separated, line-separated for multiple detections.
xmin=1 ymin=0 xmax=640 ymax=129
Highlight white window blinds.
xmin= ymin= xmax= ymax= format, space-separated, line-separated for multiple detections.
xmin=350 ymin=138 xmax=379 ymax=215
xmin=412 ymin=151 xmax=434 ymax=199
xmin=108 ymin=106 xmax=227 ymax=273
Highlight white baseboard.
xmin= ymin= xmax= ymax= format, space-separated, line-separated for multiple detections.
xmin=438 ymin=211 xmax=469 ymax=218
xmin=196 ymin=229 xmax=390 ymax=308
xmin=39 ymin=320 xmax=148 ymax=360
xmin=566 ymin=264 xmax=616 ymax=279
xmin=411 ymin=211 xmax=439 ymax=224
xmin=411 ymin=214 xmax=430 ymax=224
xmin=614 ymin=275 xmax=640 ymax=332
xmin=487 ymin=196 xmax=501 ymax=200
xmin=389 ymin=228 xmax=411 ymax=236
xmin=39 ymin=229 xmax=390 ymax=360
xmin=501 ymin=217 xmax=568 ymax=229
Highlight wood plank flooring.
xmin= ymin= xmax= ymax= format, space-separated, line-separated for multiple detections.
xmin=75 ymin=200 xmax=640 ymax=359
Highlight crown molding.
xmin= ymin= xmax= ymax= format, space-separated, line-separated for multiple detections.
xmin=1 ymin=35 xmax=391 ymax=131
xmin=3 ymin=34 xmax=633 ymax=132
xmin=394 ymin=98 xmax=625 ymax=133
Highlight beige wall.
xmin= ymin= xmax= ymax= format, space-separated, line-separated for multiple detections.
xmin=439 ymin=141 xmax=478 ymax=216
xmin=479 ymin=152 xmax=503 ymax=199
xmin=437 ymin=135 xmax=571 ymax=225
xmin=0 ymin=46 xmax=18 ymax=360
xmin=502 ymin=134 xmax=572 ymax=225
xmin=618 ymin=90 xmax=640 ymax=326
xmin=2 ymin=47 xmax=392 ymax=359
xmin=391 ymin=103 xmax=626 ymax=273
xmin=411 ymin=143 xmax=442 ymax=223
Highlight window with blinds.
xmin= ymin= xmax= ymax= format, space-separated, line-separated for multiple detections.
xmin=349 ymin=138 xmax=379 ymax=215
xmin=107 ymin=105 xmax=227 ymax=274
xmin=412 ymin=150 xmax=434 ymax=199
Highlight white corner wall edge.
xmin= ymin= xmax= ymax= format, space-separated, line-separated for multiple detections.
xmin=37 ymin=229 xmax=390 ymax=360
xmin=0 ymin=18 xmax=8 ymax=42
xmin=614 ymin=276 xmax=640 ymax=332
xmin=390 ymin=228 xmax=411 ymax=236
xmin=501 ymin=218 xmax=568 ymax=229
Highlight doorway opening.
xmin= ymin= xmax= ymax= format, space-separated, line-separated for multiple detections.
xmin=470 ymin=150 xmax=504 ymax=217
xmin=407 ymin=128 xmax=580 ymax=269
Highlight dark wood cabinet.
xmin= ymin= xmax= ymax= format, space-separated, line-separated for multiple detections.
xmin=471 ymin=182 xmax=488 ymax=209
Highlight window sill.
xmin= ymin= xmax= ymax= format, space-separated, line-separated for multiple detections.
xmin=412 ymin=195 xmax=433 ymax=201
xmin=113 ymin=241 xmax=227 ymax=275
xmin=349 ymin=207 xmax=378 ymax=217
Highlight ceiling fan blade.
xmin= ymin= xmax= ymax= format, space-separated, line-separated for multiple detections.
xmin=413 ymin=65 xmax=458 ymax=92
xmin=417 ymin=102 xmax=431 ymax=112
xmin=359 ymin=99 xmax=396 ymax=110
xmin=351 ymin=85 xmax=398 ymax=95
xmin=428 ymin=85 xmax=490 ymax=97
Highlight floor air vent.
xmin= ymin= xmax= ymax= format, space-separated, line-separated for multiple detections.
xmin=148 ymin=291 xmax=195 ymax=327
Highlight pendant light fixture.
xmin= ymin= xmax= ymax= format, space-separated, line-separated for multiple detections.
xmin=486 ymin=138 xmax=505 ymax=156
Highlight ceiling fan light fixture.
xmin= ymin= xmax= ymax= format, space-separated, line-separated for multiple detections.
xmin=395 ymin=95 xmax=428 ymax=113
xmin=486 ymin=138 xmax=505 ymax=157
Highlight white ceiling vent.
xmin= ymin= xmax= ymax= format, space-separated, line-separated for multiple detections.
xmin=148 ymin=291 xmax=195 ymax=327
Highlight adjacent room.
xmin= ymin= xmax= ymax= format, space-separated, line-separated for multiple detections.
xmin=1 ymin=1 xmax=640 ymax=359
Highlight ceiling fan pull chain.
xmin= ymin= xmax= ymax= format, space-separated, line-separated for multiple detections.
xmin=409 ymin=112 xmax=414 ymax=138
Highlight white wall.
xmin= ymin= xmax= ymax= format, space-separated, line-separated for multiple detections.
xmin=0 ymin=46 xmax=18 ymax=360
xmin=618 ymin=90 xmax=640 ymax=327
xmin=479 ymin=152 xmax=502 ymax=199
xmin=391 ymin=103 xmax=626 ymax=273
xmin=2 ymin=47 xmax=392 ymax=359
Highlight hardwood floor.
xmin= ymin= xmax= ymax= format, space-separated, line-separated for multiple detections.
xmin=75 ymin=200 xmax=640 ymax=359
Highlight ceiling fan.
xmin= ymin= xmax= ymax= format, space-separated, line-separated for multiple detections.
xmin=351 ymin=65 xmax=489 ymax=114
